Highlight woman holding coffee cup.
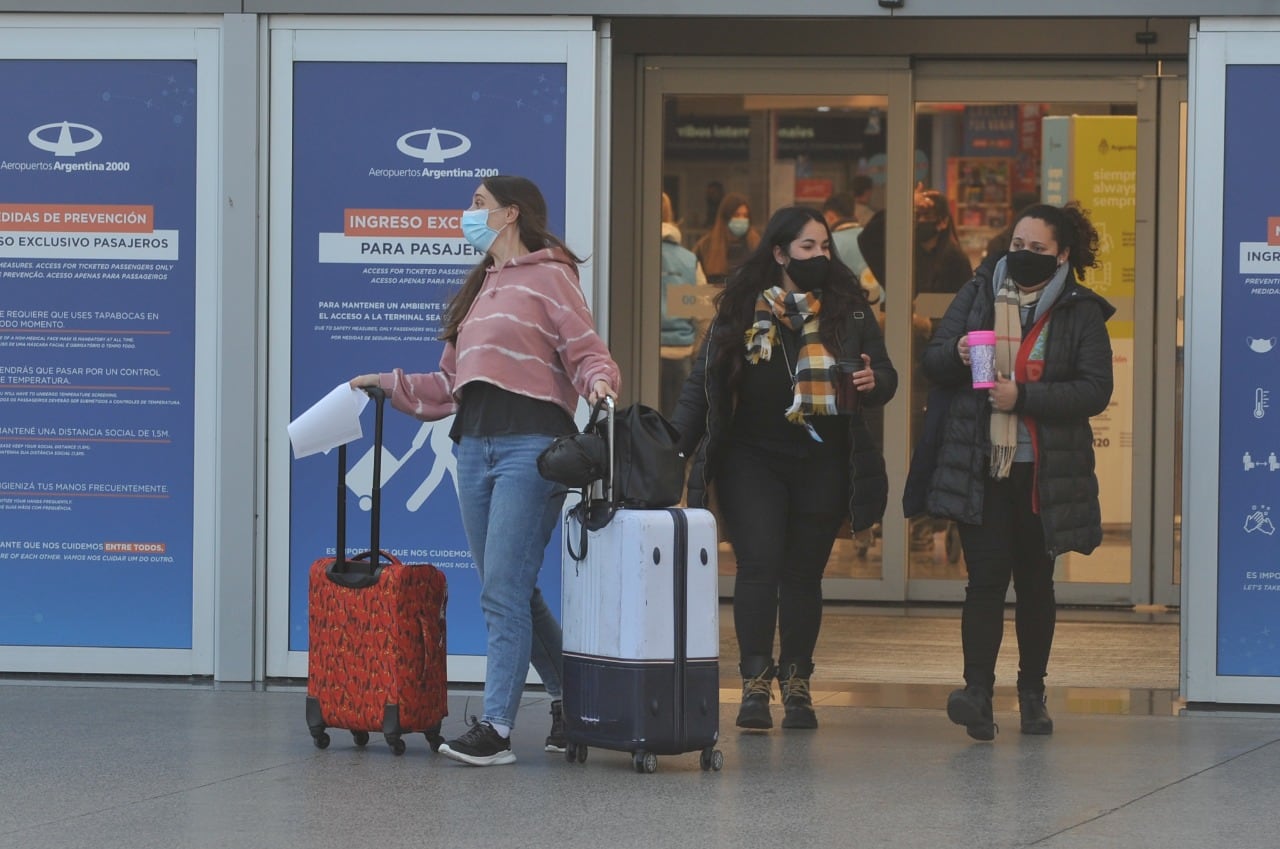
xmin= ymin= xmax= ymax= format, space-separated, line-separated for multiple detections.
xmin=921 ymin=202 xmax=1114 ymax=741
xmin=671 ymin=205 xmax=896 ymax=732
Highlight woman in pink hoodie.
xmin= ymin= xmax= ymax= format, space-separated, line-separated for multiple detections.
xmin=352 ymin=175 xmax=619 ymax=766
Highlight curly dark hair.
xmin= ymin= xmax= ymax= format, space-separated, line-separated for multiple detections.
xmin=709 ymin=205 xmax=868 ymax=387
xmin=1015 ymin=202 xmax=1100 ymax=282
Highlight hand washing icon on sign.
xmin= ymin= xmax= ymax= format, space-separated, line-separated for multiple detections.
xmin=1244 ymin=506 xmax=1276 ymax=536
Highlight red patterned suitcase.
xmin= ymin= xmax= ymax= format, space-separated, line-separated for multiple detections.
xmin=305 ymin=388 xmax=448 ymax=755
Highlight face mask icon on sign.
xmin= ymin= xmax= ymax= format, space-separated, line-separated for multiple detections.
xmin=1247 ymin=337 xmax=1277 ymax=354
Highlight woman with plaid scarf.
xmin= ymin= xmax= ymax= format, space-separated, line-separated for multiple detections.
xmin=922 ymin=203 xmax=1114 ymax=742
xmin=671 ymin=206 xmax=897 ymax=731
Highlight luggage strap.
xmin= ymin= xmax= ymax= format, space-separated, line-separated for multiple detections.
xmin=564 ymin=398 xmax=617 ymax=563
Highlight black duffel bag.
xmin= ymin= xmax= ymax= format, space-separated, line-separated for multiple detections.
xmin=591 ymin=402 xmax=684 ymax=509
xmin=539 ymin=399 xmax=684 ymax=509
xmin=540 ymin=399 xmax=685 ymax=560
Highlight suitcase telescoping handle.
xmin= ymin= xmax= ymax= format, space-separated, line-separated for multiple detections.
xmin=602 ymin=395 xmax=615 ymax=504
xmin=330 ymin=386 xmax=391 ymax=588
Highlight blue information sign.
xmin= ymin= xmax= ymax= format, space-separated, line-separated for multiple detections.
xmin=1217 ymin=65 xmax=1280 ymax=676
xmin=0 ymin=60 xmax=198 ymax=648
xmin=288 ymin=61 xmax=569 ymax=655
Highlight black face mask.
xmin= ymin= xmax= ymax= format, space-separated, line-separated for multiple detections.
xmin=1005 ymin=250 xmax=1060 ymax=287
xmin=785 ymin=255 xmax=830 ymax=292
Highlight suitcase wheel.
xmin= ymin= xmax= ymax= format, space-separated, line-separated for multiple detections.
xmin=385 ymin=733 xmax=406 ymax=756
xmin=311 ymin=731 xmax=331 ymax=750
xmin=700 ymin=747 xmax=724 ymax=772
xmin=352 ymin=731 xmax=369 ymax=747
xmin=632 ymin=751 xmax=658 ymax=774
xmin=564 ymin=743 xmax=588 ymax=764
xmin=425 ymin=728 xmax=445 ymax=752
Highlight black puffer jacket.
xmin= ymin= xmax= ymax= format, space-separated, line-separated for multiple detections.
xmin=922 ymin=263 xmax=1115 ymax=557
xmin=671 ymin=308 xmax=897 ymax=533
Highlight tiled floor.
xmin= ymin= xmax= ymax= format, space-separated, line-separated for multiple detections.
xmin=3 ymin=605 xmax=1267 ymax=849
xmin=2 ymin=679 xmax=1279 ymax=849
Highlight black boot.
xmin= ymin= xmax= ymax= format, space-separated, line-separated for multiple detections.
xmin=778 ymin=659 xmax=817 ymax=729
xmin=736 ymin=655 xmax=775 ymax=730
xmin=946 ymin=684 xmax=997 ymax=741
xmin=1018 ymin=690 xmax=1054 ymax=735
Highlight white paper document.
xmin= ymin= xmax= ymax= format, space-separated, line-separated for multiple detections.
xmin=288 ymin=382 xmax=370 ymax=459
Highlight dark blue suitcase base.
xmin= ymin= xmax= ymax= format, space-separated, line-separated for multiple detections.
xmin=563 ymin=654 xmax=718 ymax=755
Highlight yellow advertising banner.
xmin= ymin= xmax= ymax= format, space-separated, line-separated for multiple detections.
xmin=1069 ymin=116 xmax=1137 ymax=339
xmin=1066 ymin=115 xmax=1136 ymax=533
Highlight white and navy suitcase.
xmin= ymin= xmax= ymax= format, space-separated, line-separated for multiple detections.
xmin=560 ymin=505 xmax=722 ymax=773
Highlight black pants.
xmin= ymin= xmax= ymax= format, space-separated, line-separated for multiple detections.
xmin=659 ymin=355 xmax=692 ymax=420
xmin=956 ymin=462 xmax=1056 ymax=695
xmin=716 ymin=440 xmax=848 ymax=666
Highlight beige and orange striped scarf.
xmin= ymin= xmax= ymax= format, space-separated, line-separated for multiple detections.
xmin=989 ymin=277 xmax=1043 ymax=479
xmin=744 ymin=286 xmax=837 ymax=424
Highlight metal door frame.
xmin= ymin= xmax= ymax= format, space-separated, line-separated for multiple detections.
xmin=1153 ymin=72 xmax=1189 ymax=608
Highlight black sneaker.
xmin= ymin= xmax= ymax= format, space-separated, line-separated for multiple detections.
xmin=438 ymin=718 xmax=515 ymax=766
xmin=1018 ymin=690 xmax=1054 ymax=735
xmin=946 ymin=685 xmax=997 ymax=741
xmin=544 ymin=699 xmax=566 ymax=753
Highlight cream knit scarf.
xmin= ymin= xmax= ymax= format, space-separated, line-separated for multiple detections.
xmin=989 ymin=278 xmax=1042 ymax=480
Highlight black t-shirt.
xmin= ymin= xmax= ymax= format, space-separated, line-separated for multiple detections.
xmin=452 ymin=381 xmax=576 ymax=442
xmin=728 ymin=324 xmax=849 ymax=458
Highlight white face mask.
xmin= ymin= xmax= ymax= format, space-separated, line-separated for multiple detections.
xmin=461 ymin=206 xmax=508 ymax=252
xmin=727 ymin=217 xmax=750 ymax=238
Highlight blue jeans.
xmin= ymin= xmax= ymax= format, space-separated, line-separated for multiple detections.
xmin=456 ymin=434 xmax=566 ymax=730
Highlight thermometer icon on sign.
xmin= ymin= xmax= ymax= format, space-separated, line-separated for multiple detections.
xmin=1256 ymin=388 xmax=1270 ymax=420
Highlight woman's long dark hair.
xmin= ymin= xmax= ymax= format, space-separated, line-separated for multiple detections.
xmin=440 ymin=175 xmax=583 ymax=343
xmin=709 ymin=205 xmax=868 ymax=387
xmin=1014 ymin=202 xmax=1100 ymax=282
xmin=919 ymin=189 xmax=960 ymax=245
xmin=699 ymin=191 xmax=759 ymax=277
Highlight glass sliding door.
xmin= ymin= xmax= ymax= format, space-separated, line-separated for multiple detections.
xmin=909 ymin=65 xmax=1164 ymax=606
xmin=636 ymin=60 xmax=1180 ymax=609
xmin=638 ymin=59 xmax=913 ymax=601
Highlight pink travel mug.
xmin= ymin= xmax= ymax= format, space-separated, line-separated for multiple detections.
xmin=967 ymin=330 xmax=997 ymax=389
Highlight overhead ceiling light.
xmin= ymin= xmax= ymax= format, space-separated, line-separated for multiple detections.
xmin=816 ymin=106 xmax=831 ymax=112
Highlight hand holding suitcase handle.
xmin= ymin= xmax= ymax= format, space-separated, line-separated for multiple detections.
xmin=328 ymin=386 xmax=394 ymax=589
